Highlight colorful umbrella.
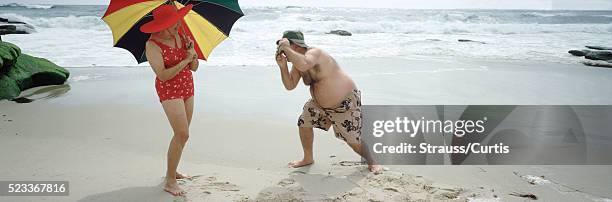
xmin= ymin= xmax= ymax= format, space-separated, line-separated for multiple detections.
xmin=102 ymin=0 xmax=244 ymax=63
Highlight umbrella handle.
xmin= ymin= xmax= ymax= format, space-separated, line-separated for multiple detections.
xmin=169 ymin=0 xmax=191 ymax=49
xmin=180 ymin=23 xmax=193 ymax=50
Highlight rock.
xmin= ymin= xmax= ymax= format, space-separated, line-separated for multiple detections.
xmin=585 ymin=46 xmax=612 ymax=51
xmin=0 ymin=41 xmax=69 ymax=100
xmin=0 ymin=25 xmax=29 ymax=35
xmin=582 ymin=60 xmax=612 ymax=68
xmin=11 ymin=97 xmax=33 ymax=103
xmin=0 ymin=17 xmax=35 ymax=35
xmin=0 ymin=17 xmax=27 ymax=24
xmin=0 ymin=75 xmax=20 ymax=99
xmin=0 ymin=41 xmax=21 ymax=74
xmin=585 ymin=50 xmax=612 ymax=61
xmin=458 ymin=39 xmax=486 ymax=44
xmin=327 ymin=30 xmax=352 ymax=36
xmin=11 ymin=53 xmax=70 ymax=89
xmin=568 ymin=49 xmax=591 ymax=57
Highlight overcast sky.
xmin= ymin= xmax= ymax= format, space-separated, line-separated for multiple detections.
xmin=1 ymin=0 xmax=611 ymax=10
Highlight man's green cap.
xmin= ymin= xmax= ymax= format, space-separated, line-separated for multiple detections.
xmin=283 ymin=30 xmax=308 ymax=48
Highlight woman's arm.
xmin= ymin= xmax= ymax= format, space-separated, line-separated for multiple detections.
xmin=184 ymin=36 xmax=199 ymax=72
xmin=145 ymin=41 xmax=193 ymax=81
xmin=189 ymin=57 xmax=199 ymax=72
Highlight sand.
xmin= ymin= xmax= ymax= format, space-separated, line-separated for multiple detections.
xmin=1 ymin=57 xmax=612 ymax=201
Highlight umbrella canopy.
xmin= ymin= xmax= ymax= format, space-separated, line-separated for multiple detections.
xmin=102 ymin=0 xmax=244 ymax=63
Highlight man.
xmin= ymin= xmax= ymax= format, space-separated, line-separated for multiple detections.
xmin=275 ymin=30 xmax=382 ymax=172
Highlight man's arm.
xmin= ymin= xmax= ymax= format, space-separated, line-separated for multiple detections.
xmin=276 ymin=53 xmax=301 ymax=90
xmin=279 ymin=39 xmax=320 ymax=72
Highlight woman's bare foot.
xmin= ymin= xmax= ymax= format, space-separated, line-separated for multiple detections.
xmin=288 ymin=158 xmax=314 ymax=168
xmin=176 ymin=172 xmax=189 ymax=179
xmin=368 ymin=164 xmax=384 ymax=174
xmin=164 ymin=180 xmax=185 ymax=196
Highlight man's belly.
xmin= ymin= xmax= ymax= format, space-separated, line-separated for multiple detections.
xmin=310 ymin=77 xmax=356 ymax=108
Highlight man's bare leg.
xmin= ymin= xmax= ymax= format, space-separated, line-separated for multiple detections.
xmin=347 ymin=142 xmax=383 ymax=173
xmin=289 ymin=127 xmax=315 ymax=167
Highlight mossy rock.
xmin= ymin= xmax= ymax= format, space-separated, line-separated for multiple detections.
xmin=0 ymin=42 xmax=69 ymax=100
xmin=9 ymin=54 xmax=69 ymax=90
xmin=0 ymin=41 xmax=21 ymax=75
xmin=0 ymin=75 xmax=20 ymax=100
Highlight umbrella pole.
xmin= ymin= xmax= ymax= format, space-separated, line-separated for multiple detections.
xmin=168 ymin=0 xmax=189 ymax=47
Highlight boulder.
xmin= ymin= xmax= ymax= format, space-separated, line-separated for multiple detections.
xmin=0 ymin=41 xmax=21 ymax=74
xmin=327 ymin=30 xmax=352 ymax=36
xmin=582 ymin=60 xmax=612 ymax=68
xmin=0 ymin=17 xmax=27 ymax=24
xmin=584 ymin=51 xmax=612 ymax=61
xmin=0 ymin=41 xmax=69 ymax=100
xmin=0 ymin=75 xmax=20 ymax=100
xmin=0 ymin=25 xmax=29 ymax=35
xmin=0 ymin=17 xmax=35 ymax=36
xmin=585 ymin=46 xmax=612 ymax=51
xmin=568 ymin=49 xmax=591 ymax=57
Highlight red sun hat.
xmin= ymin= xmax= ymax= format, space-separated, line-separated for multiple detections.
xmin=140 ymin=4 xmax=193 ymax=33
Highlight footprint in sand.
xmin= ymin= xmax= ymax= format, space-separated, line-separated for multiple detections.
xmin=182 ymin=175 xmax=241 ymax=193
xmin=173 ymin=175 xmax=246 ymax=201
xmin=257 ymin=171 xmax=471 ymax=201
xmin=336 ymin=160 xmax=366 ymax=167
xmin=277 ymin=178 xmax=295 ymax=187
xmin=324 ymin=172 xmax=469 ymax=201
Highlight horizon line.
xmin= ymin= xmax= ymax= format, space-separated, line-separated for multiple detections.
xmin=2 ymin=3 xmax=611 ymax=11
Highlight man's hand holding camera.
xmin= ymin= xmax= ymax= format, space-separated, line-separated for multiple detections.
xmin=276 ymin=38 xmax=290 ymax=68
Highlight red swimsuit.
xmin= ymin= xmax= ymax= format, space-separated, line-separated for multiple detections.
xmin=150 ymin=36 xmax=194 ymax=103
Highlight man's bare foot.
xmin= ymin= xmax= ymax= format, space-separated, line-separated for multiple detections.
xmin=176 ymin=172 xmax=190 ymax=179
xmin=164 ymin=180 xmax=185 ymax=196
xmin=368 ymin=164 xmax=384 ymax=174
xmin=288 ymin=159 xmax=314 ymax=168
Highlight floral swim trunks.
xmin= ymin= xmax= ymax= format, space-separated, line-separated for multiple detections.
xmin=297 ymin=89 xmax=362 ymax=144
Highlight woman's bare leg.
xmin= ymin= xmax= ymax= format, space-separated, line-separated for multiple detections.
xmin=184 ymin=96 xmax=194 ymax=125
xmin=161 ymin=99 xmax=190 ymax=196
xmin=175 ymin=97 xmax=194 ymax=179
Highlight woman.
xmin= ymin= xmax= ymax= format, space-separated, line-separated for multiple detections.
xmin=140 ymin=4 xmax=199 ymax=196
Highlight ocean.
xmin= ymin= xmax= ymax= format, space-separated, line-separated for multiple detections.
xmin=1 ymin=3 xmax=612 ymax=67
